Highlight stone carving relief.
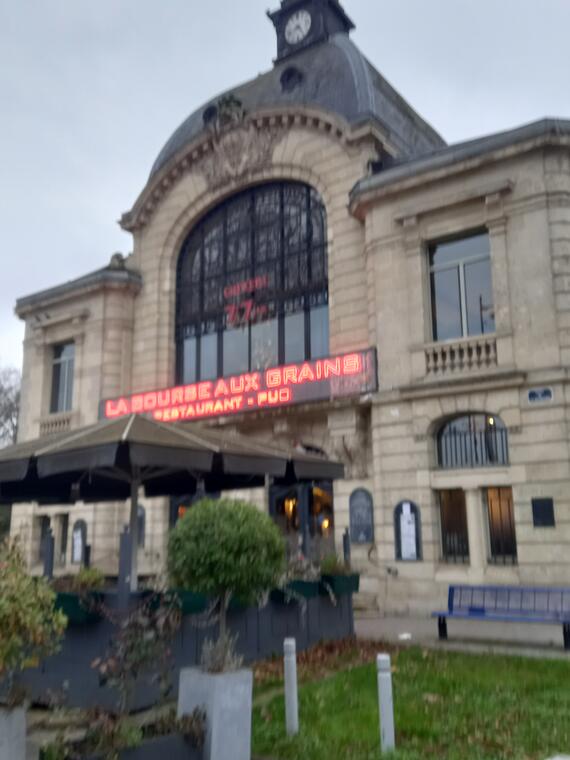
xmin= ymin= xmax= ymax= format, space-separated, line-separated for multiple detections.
xmin=197 ymin=94 xmax=283 ymax=191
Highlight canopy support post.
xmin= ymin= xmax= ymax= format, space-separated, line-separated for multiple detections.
xmin=129 ymin=471 xmax=140 ymax=593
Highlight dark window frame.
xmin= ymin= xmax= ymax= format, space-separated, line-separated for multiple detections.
xmin=485 ymin=486 xmax=518 ymax=565
xmin=50 ymin=342 xmax=75 ymax=414
xmin=429 ymin=230 xmax=495 ymax=342
xmin=438 ymin=489 xmax=470 ymax=564
xmin=437 ymin=413 xmax=509 ymax=470
xmin=175 ymin=182 xmax=329 ymax=383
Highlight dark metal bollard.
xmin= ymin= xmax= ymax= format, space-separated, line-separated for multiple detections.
xmin=42 ymin=529 xmax=55 ymax=579
xmin=343 ymin=528 xmax=351 ymax=564
xmin=117 ymin=527 xmax=132 ymax=610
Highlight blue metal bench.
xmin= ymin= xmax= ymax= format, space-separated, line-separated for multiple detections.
xmin=432 ymin=585 xmax=570 ymax=650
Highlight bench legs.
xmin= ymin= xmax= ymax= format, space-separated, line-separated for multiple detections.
xmin=564 ymin=624 xmax=570 ymax=651
xmin=438 ymin=616 xmax=448 ymax=641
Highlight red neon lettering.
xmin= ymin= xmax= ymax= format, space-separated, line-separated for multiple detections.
xmin=184 ymin=385 xmax=197 ymax=403
xmin=157 ymin=390 xmax=171 ymax=408
xmin=323 ymin=359 xmax=341 ymax=378
xmin=104 ymin=350 xmax=373 ymax=424
xmin=171 ymin=387 xmax=184 ymax=405
xmin=283 ymin=367 xmax=298 ymax=385
xmin=198 ymin=382 xmax=212 ymax=400
xmin=144 ymin=393 xmax=157 ymax=411
xmin=297 ymin=364 xmax=316 ymax=383
xmin=266 ymin=368 xmax=281 ymax=388
xmin=106 ymin=399 xmax=126 ymax=418
xmin=230 ymin=375 xmax=244 ymax=393
xmin=244 ymin=373 xmax=260 ymax=392
xmin=342 ymin=353 xmax=362 ymax=375
xmin=132 ymin=395 xmax=144 ymax=413
xmin=214 ymin=379 xmax=230 ymax=398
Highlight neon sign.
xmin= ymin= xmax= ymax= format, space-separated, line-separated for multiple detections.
xmin=224 ymin=274 xmax=270 ymax=327
xmin=104 ymin=349 xmax=378 ymax=424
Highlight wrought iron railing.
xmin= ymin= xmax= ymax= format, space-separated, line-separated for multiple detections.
xmin=438 ymin=427 xmax=509 ymax=469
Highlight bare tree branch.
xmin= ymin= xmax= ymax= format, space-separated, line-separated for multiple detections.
xmin=0 ymin=367 xmax=20 ymax=448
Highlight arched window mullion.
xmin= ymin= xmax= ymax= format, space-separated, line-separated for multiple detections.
xmin=176 ymin=182 xmax=329 ymax=385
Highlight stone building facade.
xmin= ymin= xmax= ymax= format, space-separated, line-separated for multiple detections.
xmin=11 ymin=0 xmax=570 ymax=611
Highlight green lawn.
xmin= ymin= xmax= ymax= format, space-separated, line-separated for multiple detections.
xmin=252 ymin=647 xmax=570 ymax=760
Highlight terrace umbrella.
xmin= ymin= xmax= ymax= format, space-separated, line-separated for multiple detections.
xmin=0 ymin=414 xmax=344 ymax=590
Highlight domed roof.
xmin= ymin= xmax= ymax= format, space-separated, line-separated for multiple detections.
xmin=149 ymin=34 xmax=445 ymax=179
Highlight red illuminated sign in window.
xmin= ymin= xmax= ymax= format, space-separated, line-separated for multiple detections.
xmin=104 ymin=349 xmax=378 ymax=424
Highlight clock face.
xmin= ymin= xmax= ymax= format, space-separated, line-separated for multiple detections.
xmin=285 ymin=10 xmax=312 ymax=45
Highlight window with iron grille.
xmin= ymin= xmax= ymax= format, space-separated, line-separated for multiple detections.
xmin=175 ymin=182 xmax=328 ymax=383
xmin=437 ymin=413 xmax=508 ymax=469
xmin=429 ymin=231 xmax=495 ymax=342
xmin=485 ymin=486 xmax=517 ymax=564
xmin=50 ymin=342 xmax=75 ymax=413
xmin=438 ymin=489 xmax=470 ymax=564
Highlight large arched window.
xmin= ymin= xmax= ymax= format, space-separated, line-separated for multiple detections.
xmin=437 ymin=413 xmax=508 ymax=469
xmin=176 ymin=182 xmax=328 ymax=383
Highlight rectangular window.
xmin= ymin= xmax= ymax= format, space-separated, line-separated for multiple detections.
xmin=251 ymin=318 xmax=278 ymax=370
xmin=182 ymin=336 xmax=197 ymax=384
xmin=59 ymin=514 xmax=69 ymax=567
xmin=310 ymin=305 xmax=329 ymax=359
xmin=486 ymin=487 xmax=517 ymax=564
xmin=438 ymin=489 xmax=469 ymax=563
xmin=50 ymin=343 xmax=75 ymax=413
xmin=200 ymin=332 xmax=218 ymax=380
xmin=38 ymin=515 xmax=51 ymax=563
xmin=429 ymin=232 xmax=495 ymax=342
xmin=284 ymin=311 xmax=306 ymax=364
xmin=223 ymin=325 xmax=249 ymax=376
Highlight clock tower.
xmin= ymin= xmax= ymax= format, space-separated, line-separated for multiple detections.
xmin=268 ymin=0 xmax=355 ymax=63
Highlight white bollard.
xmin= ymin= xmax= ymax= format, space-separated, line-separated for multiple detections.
xmin=377 ymin=653 xmax=395 ymax=753
xmin=284 ymin=638 xmax=299 ymax=736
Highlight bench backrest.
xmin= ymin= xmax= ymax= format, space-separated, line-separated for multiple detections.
xmin=448 ymin=585 xmax=570 ymax=620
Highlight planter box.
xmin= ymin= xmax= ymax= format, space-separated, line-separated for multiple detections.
xmin=178 ymin=668 xmax=252 ymax=760
xmin=83 ymin=733 xmax=202 ymax=759
xmin=319 ymin=574 xmax=360 ymax=596
xmin=271 ymin=579 xmax=320 ymax=603
xmin=172 ymin=590 xmax=208 ymax=615
xmin=55 ymin=592 xmax=103 ymax=624
xmin=0 ymin=706 xmax=25 ymax=760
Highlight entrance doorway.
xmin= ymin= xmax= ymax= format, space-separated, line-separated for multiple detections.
xmin=269 ymin=481 xmax=335 ymax=561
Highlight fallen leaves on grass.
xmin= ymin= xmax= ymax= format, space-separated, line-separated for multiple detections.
xmin=253 ymin=637 xmax=398 ymax=686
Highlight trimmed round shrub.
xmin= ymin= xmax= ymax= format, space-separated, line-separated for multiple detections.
xmin=168 ymin=498 xmax=285 ymax=604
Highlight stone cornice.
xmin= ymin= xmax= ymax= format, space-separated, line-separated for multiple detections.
xmin=16 ymin=267 xmax=142 ymax=319
xmin=120 ymin=106 xmax=386 ymax=233
xmin=349 ymin=118 xmax=570 ymax=221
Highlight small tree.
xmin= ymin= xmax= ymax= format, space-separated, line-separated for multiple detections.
xmin=0 ymin=541 xmax=67 ymax=701
xmin=0 ymin=368 xmax=20 ymax=448
xmin=168 ymin=498 xmax=285 ymax=671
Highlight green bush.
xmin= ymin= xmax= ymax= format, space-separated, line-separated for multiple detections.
xmin=0 ymin=540 xmax=67 ymax=695
xmin=168 ymin=498 xmax=285 ymax=670
xmin=319 ymin=553 xmax=351 ymax=576
xmin=52 ymin=565 xmax=106 ymax=594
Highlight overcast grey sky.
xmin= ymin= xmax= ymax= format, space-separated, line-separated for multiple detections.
xmin=1 ymin=0 xmax=569 ymax=370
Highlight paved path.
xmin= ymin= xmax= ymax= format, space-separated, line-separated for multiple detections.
xmin=356 ymin=613 xmax=570 ymax=659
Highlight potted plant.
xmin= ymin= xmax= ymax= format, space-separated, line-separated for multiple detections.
xmin=52 ymin=567 xmax=106 ymax=625
xmin=168 ymin=498 xmax=284 ymax=760
xmin=0 ymin=540 xmax=67 ymax=758
xmin=319 ymin=554 xmax=360 ymax=597
xmin=41 ymin=592 xmax=205 ymax=758
xmin=270 ymin=555 xmax=321 ymax=604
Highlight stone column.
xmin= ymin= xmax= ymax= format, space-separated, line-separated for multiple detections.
xmin=464 ymin=488 xmax=486 ymax=579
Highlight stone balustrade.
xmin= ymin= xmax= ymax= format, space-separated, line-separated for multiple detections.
xmin=424 ymin=335 xmax=498 ymax=377
xmin=39 ymin=411 xmax=75 ymax=437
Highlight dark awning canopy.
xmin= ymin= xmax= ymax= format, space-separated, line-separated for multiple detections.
xmin=0 ymin=415 xmax=344 ymax=589
xmin=0 ymin=415 xmax=344 ymax=505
